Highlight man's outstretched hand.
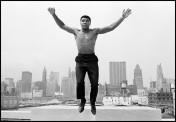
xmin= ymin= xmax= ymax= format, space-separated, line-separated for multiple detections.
xmin=122 ymin=8 xmax=132 ymax=18
xmin=48 ymin=7 xmax=55 ymax=15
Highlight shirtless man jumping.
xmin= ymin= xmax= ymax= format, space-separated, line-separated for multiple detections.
xmin=48 ymin=7 xmax=131 ymax=115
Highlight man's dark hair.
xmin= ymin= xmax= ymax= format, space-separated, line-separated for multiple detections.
xmin=80 ymin=15 xmax=91 ymax=22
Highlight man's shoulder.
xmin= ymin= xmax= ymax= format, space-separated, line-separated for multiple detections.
xmin=91 ymin=28 xmax=99 ymax=34
xmin=91 ymin=28 xmax=99 ymax=31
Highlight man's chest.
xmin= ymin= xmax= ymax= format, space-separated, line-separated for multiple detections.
xmin=75 ymin=31 xmax=98 ymax=43
xmin=77 ymin=32 xmax=96 ymax=40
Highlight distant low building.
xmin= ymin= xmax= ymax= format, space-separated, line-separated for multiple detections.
xmin=1 ymin=96 xmax=19 ymax=110
xmin=106 ymin=84 xmax=121 ymax=96
xmin=32 ymin=89 xmax=43 ymax=98
xmin=137 ymin=88 xmax=148 ymax=96
xmin=149 ymin=81 xmax=157 ymax=93
xmin=171 ymin=84 xmax=175 ymax=116
xmin=131 ymin=95 xmax=138 ymax=104
xmin=126 ymin=85 xmax=137 ymax=95
xmin=137 ymin=88 xmax=148 ymax=105
xmin=1 ymin=81 xmax=8 ymax=93
xmin=5 ymin=78 xmax=15 ymax=88
xmin=20 ymin=92 xmax=32 ymax=99
xmin=148 ymin=90 xmax=173 ymax=105
xmin=138 ymin=96 xmax=148 ymax=105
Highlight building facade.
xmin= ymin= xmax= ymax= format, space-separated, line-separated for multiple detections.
xmin=42 ymin=67 xmax=47 ymax=96
xmin=21 ymin=71 xmax=32 ymax=93
xmin=109 ymin=62 xmax=126 ymax=87
xmin=148 ymin=91 xmax=173 ymax=105
xmin=46 ymin=79 xmax=55 ymax=97
xmin=61 ymin=77 xmax=72 ymax=99
xmin=4 ymin=78 xmax=15 ymax=88
xmin=156 ymin=64 xmax=164 ymax=91
xmin=69 ymin=70 xmax=76 ymax=99
xmin=126 ymin=85 xmax=138 ymax=95
xmin=133 ymin=64 xmax=143 ymax=89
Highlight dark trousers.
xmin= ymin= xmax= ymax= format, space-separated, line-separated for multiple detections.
xmin=75 ymin=53 xmax=99 ymax=105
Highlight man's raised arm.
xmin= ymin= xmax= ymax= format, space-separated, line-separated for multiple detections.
xmin=48 ymin=7 xmax=76 ymax=34
xmin=96 ymin=8 xmax=132 ymax=34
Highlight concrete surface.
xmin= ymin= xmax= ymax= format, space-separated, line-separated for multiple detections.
xmin=1 ymin=105 xmax=164 ymax=121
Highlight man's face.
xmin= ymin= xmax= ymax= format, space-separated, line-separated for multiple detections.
xmin=80 ymin=18 xmax=91 ymax=29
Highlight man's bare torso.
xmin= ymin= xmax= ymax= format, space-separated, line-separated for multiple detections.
xmin=74 ymin=29 xmax=98 ymax=54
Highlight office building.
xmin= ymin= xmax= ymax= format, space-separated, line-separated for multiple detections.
xmin=149 ymin=81 xmax=157 ymax=93
xmin=133 ymin=64 xmax=143 ymax=89
xmin=109 ymin=62 xmax=126 ymax=87
xmin=156 ymin=64 xmax=164 ymax=91
xmin=61 ymin=77 xmax=71 ymax=99
xmin=21 ymin=71 xmax=32 ymax=92
xmin=46 ymin=79 xmax=55 ymax=97
xmin=42 ymin=67 xmax=47 ymax=96
xmin=46 ymin=71 xmax=60 ymax=96
xmin=16 ymin=80 xmax=22 ymax=95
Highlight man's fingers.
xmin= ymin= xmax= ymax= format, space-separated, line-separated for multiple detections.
xmin=125 ymin=8 xmax=131 ymax=12
xmin=48 ymin=7 xmax=51 ymax=11
xmin=48 ymin=7 xmax=55 ymax=11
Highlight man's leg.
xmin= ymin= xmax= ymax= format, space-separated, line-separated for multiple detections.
xmin=87 ymin=62 xmax=99 ymax=115
xmin=75 ymin=62 xmax=86 ymax=113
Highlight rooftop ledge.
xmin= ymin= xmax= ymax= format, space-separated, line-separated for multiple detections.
xmin=2 ymin=105 xmax=162 ymax=121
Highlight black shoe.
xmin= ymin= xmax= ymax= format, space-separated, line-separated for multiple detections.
xmin=91 ymin=105 xmax=96 ymax=115
xmin=78 ymin=103 xmax=85 ymax=113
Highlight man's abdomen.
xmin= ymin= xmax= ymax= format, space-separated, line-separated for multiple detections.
xmin=77 ymin=45 xmax=95 ymax=54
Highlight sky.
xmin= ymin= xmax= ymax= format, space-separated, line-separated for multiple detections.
xmin=1 ymin=1 xmax=175 ymax=88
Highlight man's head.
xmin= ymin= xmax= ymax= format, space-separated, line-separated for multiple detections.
xmin=80 ymin=15 xmax=91 ymax=30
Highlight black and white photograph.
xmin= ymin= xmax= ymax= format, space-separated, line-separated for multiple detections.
xmin=1 ymin=1 xmax=175 ymax=121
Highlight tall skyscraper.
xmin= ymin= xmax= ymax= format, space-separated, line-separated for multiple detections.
xmin=21 ymin=71 xmax=32 ymax=92
xmin=46 ymin=71 xmax=60 ymax=96
xmin=42 ymin=67 xmax=47 ymax=96
xmin=42 ymin=67 xmax=47 ymax=82
xmin=53 ymin=72 xmax=60 ymax=92
xmin=157 ymin=63 xmax=164 ymax=81
xmin=46 ymin=71 xmax=57 ymax=97
xmin=109 ymin=62 xmax=126 ymax=87
xmin=68 ymin=67 xmax=71 ymax=78
xmin=133 ymin=64 xmax=143 ymax=89
xmin=155 ymin=64 xmax=172 ymax=92
xmin=61 ymin=77 xmax=71 ymax=99
xmin=156 ymin=63 xmax=164 ymax=91
xmin=16 ymin=80 xmax=22 ymax=95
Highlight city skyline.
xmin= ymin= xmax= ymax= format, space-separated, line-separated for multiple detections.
xmin=1 ymin=1 xmax=175 ymax=88
xmin=1 ymin=63 xmax=174 ymax=89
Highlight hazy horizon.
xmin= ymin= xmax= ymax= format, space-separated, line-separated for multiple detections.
xmin=1 ymin=1 xmax=175 ymax=88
